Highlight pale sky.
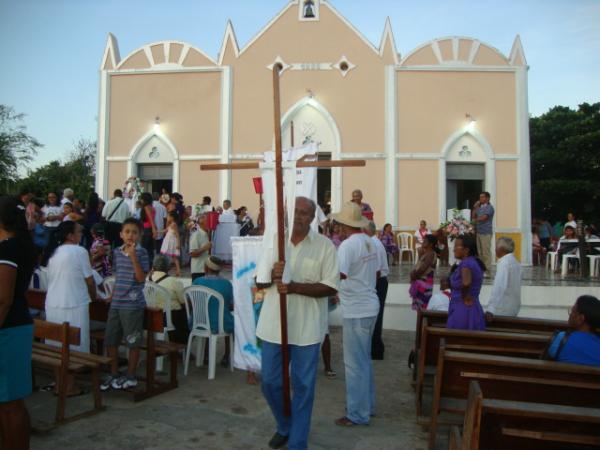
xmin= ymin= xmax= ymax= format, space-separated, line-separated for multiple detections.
xmin=0 ymin=0 xmax=598 ymax=169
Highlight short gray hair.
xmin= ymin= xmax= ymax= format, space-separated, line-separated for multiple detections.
xmin=63 ymin=188 xmax=74 ymax=197
xmin=496 ymin=237 xmax=515 ymax=253
xmin=152 ymin=254 xmax=171 ymax=272
xmin=365 ymin=220 xmax=377 ymax=234
xmin=296 ymin=196 xmax=316 ymax=216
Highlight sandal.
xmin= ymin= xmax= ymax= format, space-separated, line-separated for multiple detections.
xmin=335 ymin=416 xmax=359 ymax=427
xmin=325 ymin=370 xmax=337 ymax=379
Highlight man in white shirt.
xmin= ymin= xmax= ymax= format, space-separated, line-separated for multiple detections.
xmin=189 ymin=215 xmax=212 ymax=281
xmin=152 ymin=192 xmax=167 ymax=252
xmin=485 ymin=237 xmax=522 ymax=320
xmin=256 ymin=197 xmax=339 ymax=450
xmin=331 ymin=202 xmax=379 ymax=427
xmin=101 ymin=189 xmax=132 ymax=247
xmin=363 ymin=220 xmax=389 ymax=360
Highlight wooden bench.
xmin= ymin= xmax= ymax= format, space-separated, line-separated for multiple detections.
xmin=428 ymin=342 xmax=600 ymax=450
xmin=88 ymin=300 xmax=184 ymax=402
xmin=450 ymin=381 xmax=600 ymax=450
xmin=27 ymin=290 xmax=184 ymax=403
xmin=415 ymin=326 xmax=551 ymax=416
xmin=31 ymin=319 xmax=111 ymax=425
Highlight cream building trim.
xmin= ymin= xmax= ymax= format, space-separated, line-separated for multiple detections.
xmin=280 ymin=96 xmax=342 ymax=211
xmin=438 ymin=129 xmax=496 ymax=224
xmin=397 ymin=66 xmax=516 ymax=73
xmin=384 ymin=65 xmax=398 ymax=225
xmin=107 ymin=67 xmax=222 ymax=75
xmin=116 ymin=41 xmax=217 ymax=69
xmin=179 ymin=155 xmax=221 ymax=161
xmin=127 ymin=131 xmax=180 ymax=192
xmin=217 ymin=20 xmax=240 ymax=65
xmin=96 ymin=71 xmax=110 ymax=199
xmin=378 ymin=17 xmax=400 ymax=64
xmin=516 ymin=64 xmax=532 ymax=265
xmin=219 ymin=66 xmax=233 ymax=201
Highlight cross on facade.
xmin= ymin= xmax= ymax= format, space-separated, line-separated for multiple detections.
xmin=200 ymin=64 xmax=366 ymax=415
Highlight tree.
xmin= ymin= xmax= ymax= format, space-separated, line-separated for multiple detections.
xmin=16 ymin=138 xmax=97 ymax=201
xmin=530 ymin=102 xmax=600 ymax=225
xmin=0 ymin=105 xmax=42 ymax=193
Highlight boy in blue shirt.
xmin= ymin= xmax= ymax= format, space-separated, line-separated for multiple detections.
xmin=101 ymin=218 xmax=150 ymax=390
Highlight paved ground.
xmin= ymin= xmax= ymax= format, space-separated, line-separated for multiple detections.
xmin=28 ymin=328 xmax=431 ymax=450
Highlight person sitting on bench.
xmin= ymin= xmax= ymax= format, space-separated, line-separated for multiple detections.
xmin=546 ymin=295 xmax=600 ymax=366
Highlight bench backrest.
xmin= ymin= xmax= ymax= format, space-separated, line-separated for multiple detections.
xmin=33 ymin=319 xmax=80 ymax=346
xmin=421 ymin=326 xmax=551 ymax=368
xmin=436 ymin=344 xmax=600 ymax=409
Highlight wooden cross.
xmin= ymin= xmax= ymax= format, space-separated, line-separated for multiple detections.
xmin=200 ymin=64 xmax=366 ymax=416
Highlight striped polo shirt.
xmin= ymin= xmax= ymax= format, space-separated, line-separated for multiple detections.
xmin=111 ymin=245 xmax=149 ymax=310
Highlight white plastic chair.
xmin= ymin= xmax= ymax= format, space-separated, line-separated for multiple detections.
xmin=587 ymin=255 xmax=600 ymax=277
xmin=143 ymin=281 xmax=175 ymax=371
xmin=183 ymin=285 xmax=233 ymax=380
xmin=561 ymin=253 xmax=580 ymax=276
xmin=398 ymin=232 xmax=415 ymax=263
xmin=545 ymin=251 xmax=558 ymax=271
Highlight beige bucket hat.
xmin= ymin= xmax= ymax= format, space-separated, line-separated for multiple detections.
xmin=330 ymin=201 xmax=369 ymax=229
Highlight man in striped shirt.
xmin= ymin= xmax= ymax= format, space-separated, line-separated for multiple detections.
xmin=101 ymin=218 xmax=150 ymax=391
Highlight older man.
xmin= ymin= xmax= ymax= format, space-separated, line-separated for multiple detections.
xmin=256 ymin=196 xmax=339 ymax=450
xmin=331 ymin=202 xmax=379 ymax=427
xmin=485 ymin=237 xmax=522 ymax=320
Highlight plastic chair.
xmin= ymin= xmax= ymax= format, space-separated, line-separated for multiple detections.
xmin=588 ymin=255 xmax=600 ymax=277
xmin=398 ymin=232 xmax=415 ymax=263
xmin=561 ymin=254 xmax=580 ymax=276
xmin=100 ymin=275 xmax=115 ymax=298
xmin=143 ymin=281 xmax=175 ymax=371
xmin=545 ymin=251 xmax=558 ymax=271
xmin=183 ymin=285 xmax=233 ymax=380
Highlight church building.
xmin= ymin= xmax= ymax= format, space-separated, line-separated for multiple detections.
xmin=95 ymin=0 xmax=532 ymax=263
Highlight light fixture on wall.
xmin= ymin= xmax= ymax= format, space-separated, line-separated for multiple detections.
xmin=306 ymin=89 xmax=314 ymax=98
xmin=153 ymin=116 xmax=161 ymax=134
xmin=465 ymin=113 xmax=476 ymax=132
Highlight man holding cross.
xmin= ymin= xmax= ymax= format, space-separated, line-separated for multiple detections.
xmin=256 ymin=196 xmax=339 ymax=450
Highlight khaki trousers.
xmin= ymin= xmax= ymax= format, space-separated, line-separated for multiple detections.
xmin=476 ymin=233 xmax=492 ymax=272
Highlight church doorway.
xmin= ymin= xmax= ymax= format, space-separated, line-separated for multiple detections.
xmin=446 ymin=163 xmax=484 ymax=210
xmin=138 ymin=164 xmax=173 ymax=195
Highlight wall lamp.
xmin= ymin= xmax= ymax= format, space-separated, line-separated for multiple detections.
xmin=153 ymin=116 xmax=161 ymax=134
xmin=465 ymin=113 xmax=476 ymax=131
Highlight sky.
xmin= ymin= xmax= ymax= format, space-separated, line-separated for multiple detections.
xmin=0 ymin=0 xmax=599 ymax=170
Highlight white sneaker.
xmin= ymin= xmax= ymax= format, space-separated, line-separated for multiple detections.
xmin=100 ymin=375 xmax=116 ymax=392
xmin=112 ymin=375 xmax=138 ymax=390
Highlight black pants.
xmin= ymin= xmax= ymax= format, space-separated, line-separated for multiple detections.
xmin=142 ymin=228 xmax=155 ymax=262
xmin=371 ymin=276 xmax=388 ymax=359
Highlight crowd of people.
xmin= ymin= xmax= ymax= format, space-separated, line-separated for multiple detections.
xmin=1 ymin=186 xmax=600 ymax=450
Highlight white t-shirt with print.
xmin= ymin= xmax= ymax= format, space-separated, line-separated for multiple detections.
xmin=46 ymin=244 xmax=94 ymax=308
xmin=42 ymin=205 xmax=63 ymax=227
xmin=338 ymin=232 xmax=380 ymax=319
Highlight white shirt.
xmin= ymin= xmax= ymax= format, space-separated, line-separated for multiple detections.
xmin=256 ymin=230 xmax=339 ymax=346
xmin=42 ymin=205 xmax=62 ymax=227
xmin=60 ymin=197 xmax=72 ymax=205
xmin=153 ymin=201 xmax=167 ymax=237
xmin=486 ymin=252 xmax=522 ymax=316
xmin=414 ymin=228 xmax=431 ymax=244
xmin=219 ymin=208 xmax=237 ymax=223
xmin=371 ymin=235 xmax=389 ymax=277
xmin=428 ymin=290 xmax=450 ymax=312
xmin=338 ymin=233 xmax=380 ymax=319
xmin=46 ymin=245 xmax=94 ymax=308
xmin=189 ymin=228 xmax=210 ymax=274
xmin=102 ymin=197 xmax=131 ymax=223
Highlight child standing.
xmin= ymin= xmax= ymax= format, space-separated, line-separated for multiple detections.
xmin=161 ymin=211 xmax=181 ymax=277
xmin=90 ymin=223 xmax=112 ymax=277
xmin=101 ymin=218 xmax=150 ymax=391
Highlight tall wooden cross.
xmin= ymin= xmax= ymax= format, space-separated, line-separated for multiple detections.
xmin=201 ymin=64 xmax=366 ymax=416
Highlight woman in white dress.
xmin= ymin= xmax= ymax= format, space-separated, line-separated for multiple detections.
xmin=45 ymin=221 xmax=97 ymax=394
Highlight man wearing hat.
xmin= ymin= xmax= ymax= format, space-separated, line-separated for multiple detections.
xmin=256 ymin=196 xmax=339 ymax=450
xmin=192 ymin=256 xmax=234 ymax=364
xmin=330 ymin=202 xmax=380 ymax=427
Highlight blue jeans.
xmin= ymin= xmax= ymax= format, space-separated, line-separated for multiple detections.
xmin=343 ymin=316 xmax=377 ymax=424
xmin=261 ymin=341 xmax=320 ymax=450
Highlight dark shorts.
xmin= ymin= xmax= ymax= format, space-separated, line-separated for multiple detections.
xmin=0 ymin=324 xmax=33 ymax=402
xmin=104 ymin=308 xmax=144 ymax=348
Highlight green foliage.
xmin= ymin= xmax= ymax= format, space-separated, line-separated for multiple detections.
xmin=0 ymin=105 xmax=41 ymax=192
xmin=16 ymin=138 xmax=97 ymax=201
xmin=530 ymin=102 xmax=600 ymax=225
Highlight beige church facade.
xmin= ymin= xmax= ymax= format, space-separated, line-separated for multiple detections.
xmin=96 ymin=0 xmax=532 ymax=264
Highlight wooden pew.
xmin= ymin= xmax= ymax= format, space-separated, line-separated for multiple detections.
xmin=415 ymin=326 xmax=551 ymax=416
xmin=31 ymin=319 xmax=110 ymax=425
xmin=412 ymin=309 xmax=568 ymax=381
xmin=450 ymin=381 xmax=600 ymax=450
xmin=428 ymin=342 xmax=600 ymax=450
xmin=27 ymin=290 xmax=184 ymax=403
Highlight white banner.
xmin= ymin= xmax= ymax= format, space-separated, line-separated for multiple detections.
xmin=231 ymin=236 xmax=264 ymax=372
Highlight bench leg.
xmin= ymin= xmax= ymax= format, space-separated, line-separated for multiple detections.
xmin=55 ymin=370 xmax=68 ymax=423
xmin=91 ymin=368 xmax=102 ymax=411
